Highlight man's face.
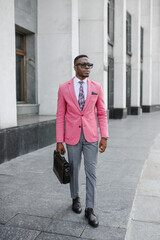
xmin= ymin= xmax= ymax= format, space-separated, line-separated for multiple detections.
xmin=74 ymin=57 xmax=91 ymax=80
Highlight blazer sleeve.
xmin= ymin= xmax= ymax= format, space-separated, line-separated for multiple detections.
xmin=56 ymin=86 xmax=66 ymax=143
xmin=96 ymin=85 xmax=109 ymax=138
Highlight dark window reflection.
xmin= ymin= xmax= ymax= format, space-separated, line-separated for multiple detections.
xmin=16 ymin=31 xmax=26 ymax=102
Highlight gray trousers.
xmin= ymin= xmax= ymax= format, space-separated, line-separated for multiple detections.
xmin=66 ymin=129 xmax=98 ymax=209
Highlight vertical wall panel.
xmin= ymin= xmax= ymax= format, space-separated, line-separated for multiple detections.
xmin=0 ymin=0 xmax=17 ymax=129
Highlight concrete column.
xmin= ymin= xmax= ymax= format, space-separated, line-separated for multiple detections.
xmin=37 ymin=0 xmax=73 ymax=115
xmin=127 ymin=0 xmax=141 ymax=115
xmin=152 ymin=0 xmax=160 ymax=106
xmin=72 ymin=0 xmax=79 ymax=76
xmin=79 ymin=0 xmax=108 ymax=109
xmin=114 ymin=0 xmax=127 ymax=118
xmin=0 ymin=0 xmax=17 ymax=129
xmin=141 ymin=0 xmax=153 ymax=112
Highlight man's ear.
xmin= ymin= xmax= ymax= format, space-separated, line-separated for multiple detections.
xmin=74 ymin=66 xmax=77 ymax=71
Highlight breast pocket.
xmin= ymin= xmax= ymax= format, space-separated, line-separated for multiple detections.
xmin=90 ymin=95 xmax=98 ymax=103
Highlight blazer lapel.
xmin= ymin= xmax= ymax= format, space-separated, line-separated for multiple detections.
xmin=68 ymin=78 xmax=81 ymax=112
xmin=82 ymin=78 xmax=92 ymax=112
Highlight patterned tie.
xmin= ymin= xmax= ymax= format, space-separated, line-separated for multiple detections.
xmin=78 ymin=81 xmax=85 ymax=111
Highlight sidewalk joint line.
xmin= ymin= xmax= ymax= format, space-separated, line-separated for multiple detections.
xmin=33 ymin=231 xmax=42 ymax=240
xmin=132 ymin=218 xmax=160 ymax=226
xmin=5 ymin=212 xmax=19 ymax=225
xmin=138 ymin=194 xmax=160 ymax=200
xmin=79 ymin=223 xmax=88 ymax=237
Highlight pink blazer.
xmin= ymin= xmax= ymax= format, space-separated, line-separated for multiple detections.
xmin=56 ymin=78 xmax=109 ymax=145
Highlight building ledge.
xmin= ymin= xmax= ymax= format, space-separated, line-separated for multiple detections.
xmin=17 ymin=114 xmax=56 ymax=126
xmin=0 ymin=115 xmax=56 ymax=163
xmin=17 ymin=104 xmax=39 ymax=115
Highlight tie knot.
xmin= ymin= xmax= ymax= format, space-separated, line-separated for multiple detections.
xmin=79 ymin=81 xmax=84 ymax=85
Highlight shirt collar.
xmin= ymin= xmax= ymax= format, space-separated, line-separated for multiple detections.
xmin=74 ymin=76 xmax=87 ymax=84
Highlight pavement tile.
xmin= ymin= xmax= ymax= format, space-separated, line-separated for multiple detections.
xmin=44 ymin=219 xmax=86 ymax=237
xmin=0 ymin=150 xmax=53 ymax=176
xmin=108 ymin=137 xmax=152 ymax=148
xmin=142 ymin=163 xmax=160 ymax=180
xmin=97 ymin=158 xmax=144 ymax=189
xmin=0 ymin=185 xmax=18 ymax=199
xmin=6 ymin=213 xmax=52 ymax=231
xmin=137 ymin=179 xmax=160 ymax=197
xmin=125 ymin=220 xmax=160 ymax=240
xmin=104 ymin=147 xmax=149 ymax=161
xmin=0 ymin=176 xmax=19 ymax=199
xmin=0 ymin=174 xmax=15 ymax=183
xmin=0 ymin=224 xmax=40 ymax=240
xmin=1 ymin=189 xmax=64 ymax=218
xmin=131 ymin=195 xmax=160 ymax=223
xmin=0 ymin=161 xmax=22 ymax=175
xmin=54 ymin=205 xmax=87 ymax=224
xmin=147 ymin=150 xmax=160 ymax=164
xmin=97 ymin=210 xmax=129 ymax=229
xmin=151 ymin=136 xmax=160 ymax=151
xmin=82 ymin=225 xmax=126 ymax=240
xmin=96 ymin=187 xmax=134 ymax=228
xmin=0 ymin=170 xmax=64 ymax=199
xmin=0 ymin=204 xmax=17 ymax=224
xmin=36 ymin=232 xmax=85 ymax=240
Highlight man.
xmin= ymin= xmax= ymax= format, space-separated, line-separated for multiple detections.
xmin=56 ymin=54 xmax=109 ymax=228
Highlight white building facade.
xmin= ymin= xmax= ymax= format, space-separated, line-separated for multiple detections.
xmin=0 ymin=0 xmax=160 ymax=128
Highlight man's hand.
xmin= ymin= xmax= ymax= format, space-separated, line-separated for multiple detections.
xmin=56 ymin=143 xmax=66 ymax=155
xmin=99 ymin=138 xmax=107 ymax=153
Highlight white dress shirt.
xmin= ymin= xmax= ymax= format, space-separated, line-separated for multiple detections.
xmin=74 ymin=76 xmax=88 ymax=101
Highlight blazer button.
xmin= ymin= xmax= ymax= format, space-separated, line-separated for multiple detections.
xmin=79 ymin=125 xmax=81 ymax=128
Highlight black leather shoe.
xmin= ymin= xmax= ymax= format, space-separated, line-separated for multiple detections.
xmin=85 ymin=208 xmax=99 ymax=228
xmin=72 ymin=197 xmax=82 ymax=214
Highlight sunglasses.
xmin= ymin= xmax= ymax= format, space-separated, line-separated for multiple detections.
xmin=75 ymin=62 xmax=94 ymax=69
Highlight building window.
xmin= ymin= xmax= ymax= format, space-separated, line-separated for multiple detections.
xmin=126 ymin=12 xmax=132 ymax=55
xmin=126 ymin=64 xmax=131 ymax=114
xmin=16 ymin=31 xmax=26 ymax=102
xmin=108 ymin=57 xmax=114 ymax=111
xmin=140 ymin=27 xmax=144 ymax=62
xmin=140 ymin=69 xmax=143 ymax=107
xmin=108 ymin=0 xmax=114 ymax=44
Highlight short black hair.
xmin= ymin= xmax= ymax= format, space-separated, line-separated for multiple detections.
xmin=74 ymin=54 xmax=88 ymax=65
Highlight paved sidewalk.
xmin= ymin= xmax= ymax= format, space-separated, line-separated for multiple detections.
xmin=0 ymin=112 xmax=160 ymax=240
xmin=125 ymin=132 xmax=160 ymax=240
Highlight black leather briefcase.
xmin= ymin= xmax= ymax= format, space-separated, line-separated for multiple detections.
xmin=53 ymin=150 xmax=70 ymax=184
